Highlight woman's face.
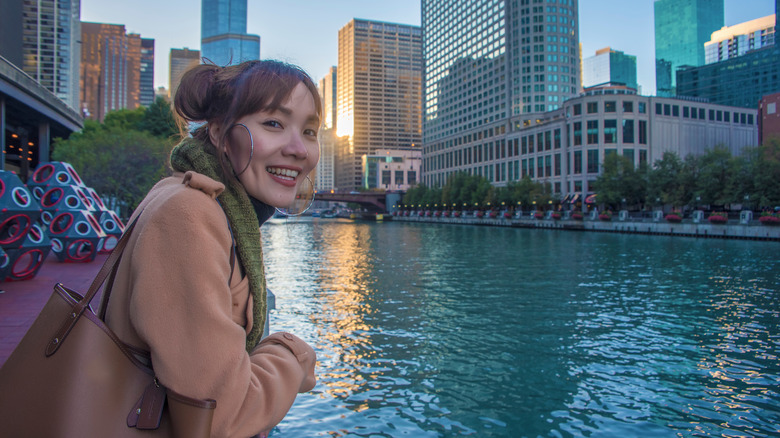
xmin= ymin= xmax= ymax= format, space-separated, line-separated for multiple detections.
xmin=224 ymin=83 xmax=320 ymax=208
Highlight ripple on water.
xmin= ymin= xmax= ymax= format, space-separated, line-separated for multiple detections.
xmin=261 ymin=222 xmax=780 ymax=437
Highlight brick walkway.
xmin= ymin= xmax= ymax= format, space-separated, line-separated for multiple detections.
xmin=0 ymin=253 xmax=108 ymax=366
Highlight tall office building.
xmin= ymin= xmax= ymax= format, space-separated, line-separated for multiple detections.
xmin=676 ymin=1 xmax=779 ymax=108
xmin=126 ymin=33 xmax=142 ymax=110
xmin=316 ymin=67 xmax=338 ymax=191
xmin=201 ymin=0 xmax=260 ymax=66
xmin=704 ymin=14 xmax=775 ymax=64
xmin=169 ymin=48 xmax=201 ymax=101
xmin=80 ymin=22 xmax=146 ymax=121
xmin=16 ymin=0 xmax=82 ymax=110
xmin=139 ymin=38 xmax=155 ymax=106
xmin=422 ymin=0 xmax=581 ymax=188
xmin=336 ymin=19 xmax=423 ymax=190
xmin=654 ymin=0 xmax=724 ymax=96
xmin=582 ymin=47 xmax=637 ymax=91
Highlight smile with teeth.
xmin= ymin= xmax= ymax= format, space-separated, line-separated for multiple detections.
xmin=267 ymin=167 xmax=299 ymax=181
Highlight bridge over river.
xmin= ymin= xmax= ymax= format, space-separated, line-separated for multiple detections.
xmin=314 ymin=191 xmax=402 ymax=213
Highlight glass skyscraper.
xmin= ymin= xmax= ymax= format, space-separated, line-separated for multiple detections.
xmin=422 ymin=0 xmax=580 ymax=188
xmin=582 ymin=47 xmax=638 ymax=91
xmin=654 ymin=0 xmax=724 ymax=96
xmin=200 ymin=0 xmax=260 ymax=66
xmin=20 ymin=0 xmax=81 ymax=111
xmin=676 ymin=0 xmax=779 ymax=109
xmin=139 ymin=38 xmax=155 ymax=106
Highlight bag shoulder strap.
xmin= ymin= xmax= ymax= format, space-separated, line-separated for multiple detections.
xmin=45 ymin=214 xmax=140 ymax=356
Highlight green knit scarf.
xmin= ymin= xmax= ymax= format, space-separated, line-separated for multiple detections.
xmin=169 ymin=137 xmax=266 ymax=351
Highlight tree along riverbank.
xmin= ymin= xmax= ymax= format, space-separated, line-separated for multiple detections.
xmin=389 ymin=209 xmax=780 ymax=241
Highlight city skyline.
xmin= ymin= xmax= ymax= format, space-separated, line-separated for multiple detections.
xmin=80 ymin=0 xmax=775 ymax=96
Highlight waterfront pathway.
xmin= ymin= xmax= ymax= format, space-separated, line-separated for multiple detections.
xmin=0 ymin=253 xmax=107 ymax=365
xmin=392 ymin=213 xmax=780 ymax=241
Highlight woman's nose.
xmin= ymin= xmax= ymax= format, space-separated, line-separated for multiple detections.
xmin=284 ymin=133 xmax=309 ymax=159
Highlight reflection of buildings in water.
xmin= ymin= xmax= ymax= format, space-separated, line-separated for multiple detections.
xmin=309 ymin=223 xmax=433 ymax=402
xmin=699 ymin=274 xmax=774 ymax=393
xmin=309 ymin=224 xmax=378 ymax=399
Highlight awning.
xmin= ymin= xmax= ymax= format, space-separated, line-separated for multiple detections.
xmin=561 ymin=193 xmax=572 ymax=203
xmin=570 ymin=194 xmax=581 ymax=204
xmin=585 ymin=194 xmax=598 ymax=204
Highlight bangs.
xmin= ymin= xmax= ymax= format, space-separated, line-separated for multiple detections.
xmin=229 ymin=62 xmax=321 ymax=121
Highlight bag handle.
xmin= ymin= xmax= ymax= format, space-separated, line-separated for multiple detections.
xmin=45 ymin=214 xmax=140 ymax=356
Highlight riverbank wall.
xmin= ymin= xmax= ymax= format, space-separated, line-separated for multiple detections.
xmin=391 ymin=213 xmax=780 ymax=241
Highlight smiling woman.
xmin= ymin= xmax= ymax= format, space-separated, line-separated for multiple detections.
xmin=99 ymin=59 xmax=323 ymax=438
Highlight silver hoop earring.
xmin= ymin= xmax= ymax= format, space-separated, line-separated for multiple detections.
xmin=275 ymin=175 xmax=315 ymax=217
xmin=233 ymin=123 xmax=254 ymax=177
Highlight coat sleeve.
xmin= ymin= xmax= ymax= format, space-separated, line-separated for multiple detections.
xmin=126 ymin=187 xmax=316 ymax=437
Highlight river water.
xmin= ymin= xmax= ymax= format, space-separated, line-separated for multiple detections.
xmin=261 ymin=218 xmax=779 ymax=437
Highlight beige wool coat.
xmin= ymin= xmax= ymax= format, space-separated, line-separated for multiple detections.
xmin=104 ymin=171 xmax=316 ymax=437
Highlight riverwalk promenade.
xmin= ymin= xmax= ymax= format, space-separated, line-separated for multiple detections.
xmin=391 ymin=211 xmax=780 ymax=241
xmin=0 ymin=253 xmax=107 ymax=366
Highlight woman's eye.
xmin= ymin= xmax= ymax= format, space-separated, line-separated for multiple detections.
xmin=304 ymin=129 xmax=318 ymax=137
xmin=264 ymin=120 xmax=282 ymax=128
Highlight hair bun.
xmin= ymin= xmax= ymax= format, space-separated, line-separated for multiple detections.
xmin=174 ymin=64 xmax=221 ymax=122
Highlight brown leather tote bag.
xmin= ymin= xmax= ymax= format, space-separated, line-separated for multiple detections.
xmin=0 ymin=218 xmax=216 ymax=437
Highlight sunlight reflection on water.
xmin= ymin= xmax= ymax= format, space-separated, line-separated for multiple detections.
xmin=261 ymin=219 xmax=780 ymax=437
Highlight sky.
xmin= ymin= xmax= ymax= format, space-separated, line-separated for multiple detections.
xmin=80 ymin=0 xmax=776 ymax=96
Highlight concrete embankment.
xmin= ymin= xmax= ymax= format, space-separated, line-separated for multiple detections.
xmin=392 ymin=215 xmax=780 ymax=241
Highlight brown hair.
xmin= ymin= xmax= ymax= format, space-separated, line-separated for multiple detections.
xmin=174 ymin=59 xmax=322 ymax=181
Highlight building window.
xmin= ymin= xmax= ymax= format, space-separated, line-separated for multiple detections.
xmin=683 ymin=107 xmax=689 ymax=118
xmin=587 ymin=120 xmax=598 ymax=144
xmin=554 ymin=153 xmax=561 ymax=176
xmin=554 ymin=129 xmax=561 ymax=149
xmin=573 ymin=103 xmax=581 ymax=115
xmin=604 ymin=120 xmax=617 ymax=143
xmin=587 ymin=149 xmax=598 ymax=173
xmin=537 ymin=157 xmax=544 ymax=177
xmin=656 ymin=103 xmax=662 ymax=115
xmin=544 ymin=131 xmax=551 ymax=150
xmin=673 ymin=105 xmax=679 ymax=117
xmin=605 ymin=101 xmax=616 ymax=113
xmin=395 ymin=170 xmax=404 ymax=186
xmin=622 ymin=119 xmax=634 ymax=143
xmin=408 ymin=170 xmax=416 ymax=184
xmin=545 ymin=155 xmax=551 ymax=177
xmin=522 ymin=136 xmax=528 ymax=154
xmin=587 ymin=102 xmax=598 ymax=113
xmin=528 ymin=135 xmax=535 ymax=153
xmin=573 ymin=150 xmax=582 ymax=174
xmin=698 ymin=108 xmax=705 ymax=119
xmin=573 ymin=122 xmax=582 ymax=146
xmin=638 ymin=102 xmax=646 ymax=114
xmin=623 ymin=148 xmax=634 ymax=166
xmin=638 ymin=120 xmax=647 ymax=144
xmin=639 ymin=150 xmax=647 ymax=166
xmin=522 ymin=159 xmax=528 ymax=177
xmin=664 ymin=104 xmax=671 ymax=116
xmin=623 ymin=101 xmax=633 ymax=112
xmin=382 ymin=170 xmax=391 ymax=185
xmin=528 ymin=158 xmax=534 ymax=177
xmin=709 ymin=109 xmax=715 ymax=120
xmin=724 ymin=111 xmax=730 ymax=122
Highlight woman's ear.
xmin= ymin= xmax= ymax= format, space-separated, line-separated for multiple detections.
xmin=208 ymin=123 xmax=222 ymax=149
